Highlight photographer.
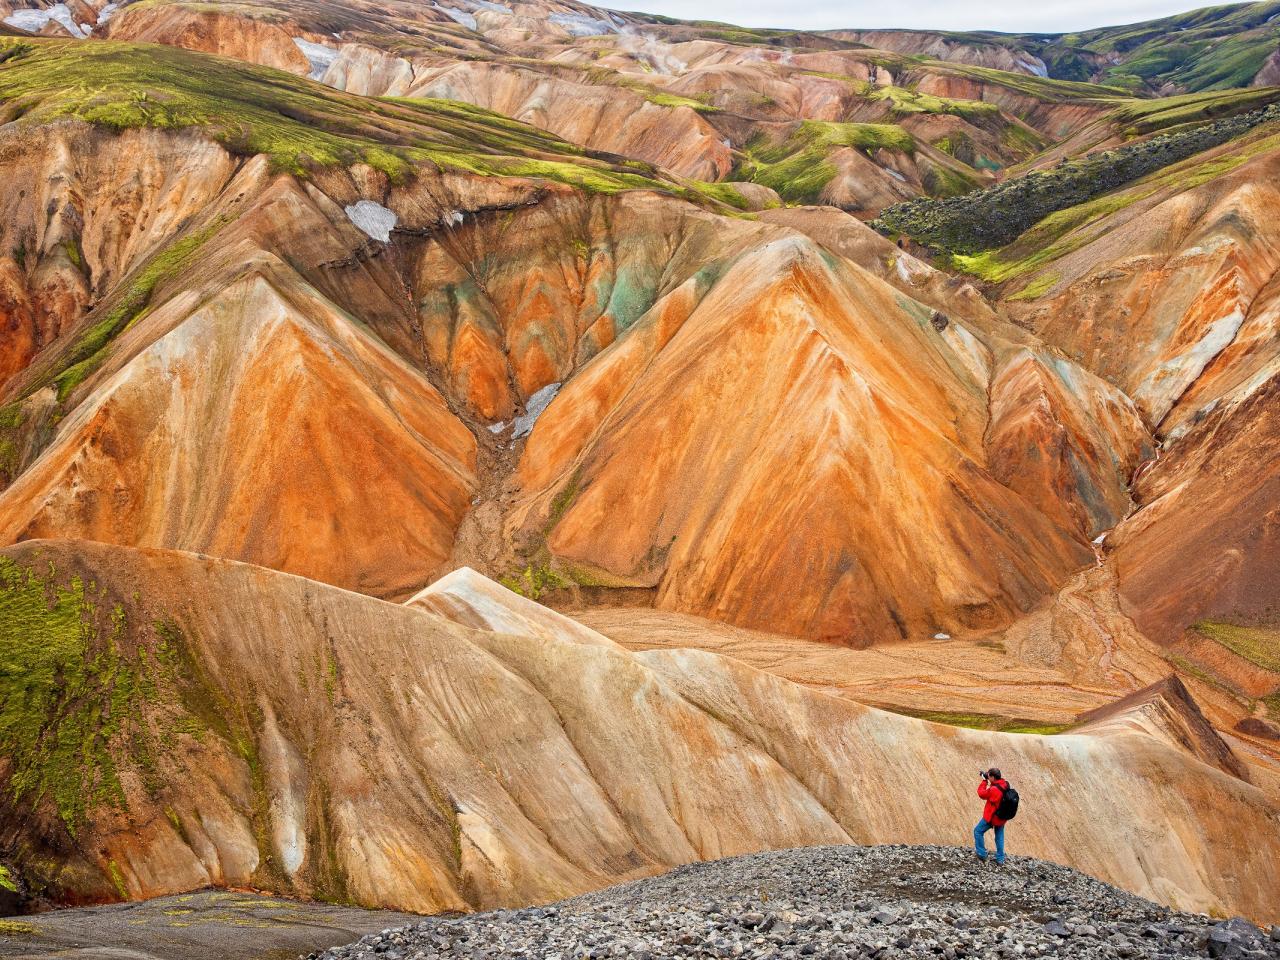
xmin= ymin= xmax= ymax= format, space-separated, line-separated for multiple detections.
xmin=974 ymin=767 xmax=1016 ymax=865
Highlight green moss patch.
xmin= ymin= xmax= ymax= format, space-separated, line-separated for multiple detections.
xmin=0 ymin=38 xmax=722 ymax=206
xmin=0 ymin=557 xmax=139 ymax=832
xmin=949 ymin=186 xmax=1154 ymax=286
xmin=870 ymin=85 xmax=1001 ymax=122
xmin=498 ymin=563 xmax=572 ymax=601
xmin=1192 ymin=621 xmax=1280 ymax=674
xmin=732 ymin=121 xmax=915 ymax=205
xmin=48 ymin=216 xmax=227 ymax=403
xmin=1109 ymin=87 xmax=1280 ymax=135
xmin=1263 ymin=691 xmax=1280 ymax=720
xmin=941 ymin=121 xmax=1280 ymax=292
xmin=1006 ymin=271 xmax=1061 ymax=302
xmin=882 ymin=705 xmax=1074 ymax=735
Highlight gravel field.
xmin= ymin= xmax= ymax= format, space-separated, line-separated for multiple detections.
xmin=311 ymin=845 xmax=1280 ymax=960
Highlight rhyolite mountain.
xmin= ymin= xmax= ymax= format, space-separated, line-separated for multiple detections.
xmin=0 ymin=0 xmax=1276 ymax=935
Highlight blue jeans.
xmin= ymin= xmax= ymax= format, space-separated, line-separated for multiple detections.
xmin=974 ymin=818 xmax=1005 ymax=863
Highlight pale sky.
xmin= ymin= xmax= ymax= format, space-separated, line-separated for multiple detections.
xmin=595 ymin=0 xmax=1221 ymax=34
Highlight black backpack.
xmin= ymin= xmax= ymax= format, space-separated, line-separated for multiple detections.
xmin=995 ymin=783 xmax=1020 ymax=821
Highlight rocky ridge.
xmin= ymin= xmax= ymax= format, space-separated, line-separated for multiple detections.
xmin=311 ymin=846 xmax=1280 ymax=960
xmin=874 ymin=102 xmax=1280 ymax=252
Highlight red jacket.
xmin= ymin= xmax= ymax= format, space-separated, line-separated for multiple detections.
xmin=978 ymin=778 xmax=1010 ymax=827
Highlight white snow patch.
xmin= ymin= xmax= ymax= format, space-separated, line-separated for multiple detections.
xmin=96 ymin=2 xmax=118 ymax=22
xmin=885 ymin=168 xmax=907 ymax=182
xmin=344 ymin=200 xmax=398 ymax=243
xmin=5 ymin=4 xmax=87 ymax=37
xmin=433 ymin=3 xmax=476 ymax=30
xmin=487 ymin=421 xmax=508 ymax=434
xmin=447 ymin=210 xmax=465 ymax=227
xmin=934 ymin=633 xmax=951 ymax=641
xmin=549 ymin=12 xmax=618 ymax=36
xmin=512 ymin=382 xmax=561 ymax=438
xmin=1092 ymin=532 xmax=1107 ymax=546
xmin=293 ymin=37 xmax=338 ymax=81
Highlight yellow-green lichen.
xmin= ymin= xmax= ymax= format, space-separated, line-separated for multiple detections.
xmin=0 ymin=558 xmax=137 ymax=832
xmin=1192 ymin=620 xmax=1280 ymax=673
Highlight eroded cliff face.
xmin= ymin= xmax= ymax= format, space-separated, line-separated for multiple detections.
xmin=0 ymin=125 xmax=240 ymax=393
xmin=1 ymin=541 xmax=1276 ymax=922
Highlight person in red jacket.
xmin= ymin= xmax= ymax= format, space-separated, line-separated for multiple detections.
xmin=974 ymin=768 xmax=1009 ymax=865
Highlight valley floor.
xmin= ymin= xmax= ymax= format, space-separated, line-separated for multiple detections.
xmin=0 ymin=892 xmax=416 ymax=960
xmin=575 ymin=607 xmax=1110 ymax=724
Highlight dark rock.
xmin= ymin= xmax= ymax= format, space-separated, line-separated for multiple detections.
xmin=309 ymin=846 xmax=1261 ymax=960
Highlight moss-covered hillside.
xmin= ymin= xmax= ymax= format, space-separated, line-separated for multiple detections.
xmin=0 ymin=37 xmax=701 ymax=195
xmin=1060 ymin=0 xmax=1280 ymax=93
xmin=874 ymin=100 xmax=1280 ymax=254
xmin=831 ymin=2 xmax=1280 ymax=94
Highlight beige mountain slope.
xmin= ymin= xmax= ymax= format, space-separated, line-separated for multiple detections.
xmin=0 ymin=540 xmax=1277 ymax=922
xmin=574 ymin=563 xmax=1280 ymax=782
